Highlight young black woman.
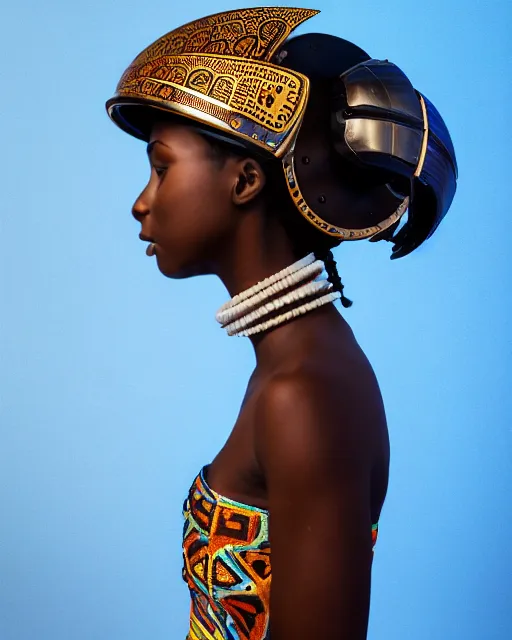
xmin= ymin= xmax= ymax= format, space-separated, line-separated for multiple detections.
xmin=105 ymin=8 xmax=457 ymax=640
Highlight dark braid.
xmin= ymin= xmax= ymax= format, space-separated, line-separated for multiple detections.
xmin=314 ymin=249 xmax=353 ymax=308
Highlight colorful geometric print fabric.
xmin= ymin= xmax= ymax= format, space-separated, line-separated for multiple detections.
xmin=182 ymin=466 xmax=271 ymax=640
xmin=182 ymin=466 xmax=379 ymax=640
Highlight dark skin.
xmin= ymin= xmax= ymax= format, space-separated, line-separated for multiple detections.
xmin=132 ymin=121 xmax=390 ymax=640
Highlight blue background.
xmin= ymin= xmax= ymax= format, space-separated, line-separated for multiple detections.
xmin=1 ymin=1 xmax=510 ymax=638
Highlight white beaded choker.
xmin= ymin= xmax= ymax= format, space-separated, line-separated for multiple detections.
xmin=216 ymin=253 xmax=341 ymax=337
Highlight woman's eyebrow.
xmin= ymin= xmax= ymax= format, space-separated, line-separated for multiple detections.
xmin=146 ymin=140 xmax=170 ymax=156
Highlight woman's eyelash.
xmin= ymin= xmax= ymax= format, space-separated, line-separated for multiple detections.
xmin=154 ymin=166 xmax=167 ymax=177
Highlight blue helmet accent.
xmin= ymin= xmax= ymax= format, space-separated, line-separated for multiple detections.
xmin=389 ymin=93 xmax=458 ymax=259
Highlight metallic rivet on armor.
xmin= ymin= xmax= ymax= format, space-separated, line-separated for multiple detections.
xmin=318 ymin=195 xmax=326 ymax=204
xmin=252 ymin=134 xmax=258 ymax=140
xmin=230 ymin=118 xmax=241 ymax=130
xmin=301 ymin=156 xmax=310 ymax=164
xmin=275 ymin=50 xmax=288 ymax=64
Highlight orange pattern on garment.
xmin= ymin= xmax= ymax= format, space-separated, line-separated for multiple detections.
xmin=182 ymin=466 xmax=378 ymax=640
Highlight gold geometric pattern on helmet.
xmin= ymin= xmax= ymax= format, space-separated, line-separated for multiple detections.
xmin=116 ymin=54 xmax=309 ymax=155
xmin=109 ymin=8 xmax=319 ymax=156
xmin=127 ymin=7 xmax=319 ymax=63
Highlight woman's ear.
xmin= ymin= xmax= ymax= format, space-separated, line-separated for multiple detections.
xmin=232 ymin=159 xmax=266 ymax=205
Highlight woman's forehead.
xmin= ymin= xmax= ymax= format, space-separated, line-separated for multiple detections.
xmin=149 ymin=120 xmax=206 ymax=149
xmin=150 ymin=119 xmax=190 ymax=139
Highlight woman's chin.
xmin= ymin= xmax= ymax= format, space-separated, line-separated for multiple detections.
xmin=155 ymin=252 xmax=206 ymax=279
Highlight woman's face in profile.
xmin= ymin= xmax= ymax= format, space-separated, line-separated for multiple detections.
xmin=131 ymin=122 xmax=241 ymax=279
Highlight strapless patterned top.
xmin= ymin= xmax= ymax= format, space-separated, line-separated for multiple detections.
xmin=182 ymin=465 xmax=379 ymax=640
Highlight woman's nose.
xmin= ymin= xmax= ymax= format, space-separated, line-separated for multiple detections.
xmin=131 ymin=185 xmax=151 ymax=222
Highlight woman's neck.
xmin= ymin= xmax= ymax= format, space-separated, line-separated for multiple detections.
xmin=215 ymin=208 xmax=299 ymax=299
xmin=212 ymin=202 xmax=348 ymax=368
xmin=250 ymin=301 xmax=346 ymax=368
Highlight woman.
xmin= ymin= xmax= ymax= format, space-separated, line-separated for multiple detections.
xmin=105 ymin=7 xmax=457 ymax=640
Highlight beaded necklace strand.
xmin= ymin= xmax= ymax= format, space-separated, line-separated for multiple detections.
xmin=216 ymin=253 xmax=341 ymax=337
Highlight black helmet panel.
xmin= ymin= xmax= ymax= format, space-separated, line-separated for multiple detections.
xmin=276 ymin=33 xmax=458 ymax=258
xmin=333 ymin=60 xmax=424 ymax=179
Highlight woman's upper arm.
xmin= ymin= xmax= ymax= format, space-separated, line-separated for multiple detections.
xmin=256 ymin=373 xmax=375 ymax=640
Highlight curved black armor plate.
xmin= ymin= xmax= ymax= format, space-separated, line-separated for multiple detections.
xmin=277 ymin=33 xmax=458 ymax=258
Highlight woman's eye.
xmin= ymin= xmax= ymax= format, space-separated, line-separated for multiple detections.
xmin=153 ymin=166 xmax=167 ymax=178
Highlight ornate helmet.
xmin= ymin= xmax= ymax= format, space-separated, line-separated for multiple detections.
xmin=106 ymin=7 xmax=457 ymax=259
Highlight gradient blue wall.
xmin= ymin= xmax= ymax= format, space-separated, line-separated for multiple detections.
xmin=1 ymin=1 xmax=510 ymax=638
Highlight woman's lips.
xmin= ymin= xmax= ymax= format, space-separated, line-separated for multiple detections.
xmin=139 ymin=233 xmax=156 ymax=257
